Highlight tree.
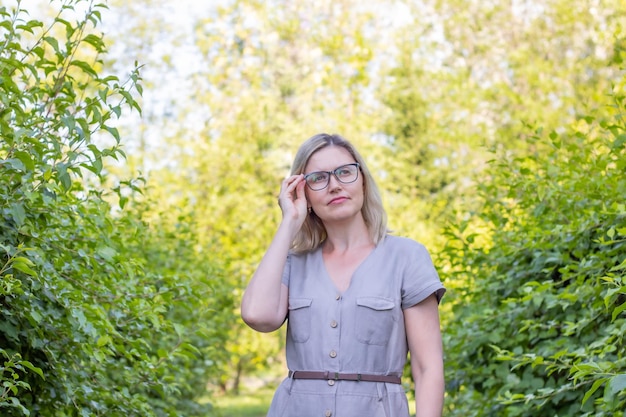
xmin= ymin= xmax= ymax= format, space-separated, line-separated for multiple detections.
xmin=376 ymin=0 xmax=626 ymax=240
xmin=0 ymin=1 xmax=231 ymax=415
xmin=439 ymin=60 xmax=626 ymax=417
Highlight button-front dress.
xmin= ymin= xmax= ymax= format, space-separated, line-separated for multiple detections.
xmin=266 ymin=235 xmax=446 ymax=417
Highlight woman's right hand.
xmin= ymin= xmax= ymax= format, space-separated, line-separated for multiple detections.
xmin=277 ymin=174 xmax=308 ymax=226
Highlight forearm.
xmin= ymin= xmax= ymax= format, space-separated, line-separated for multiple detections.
xmin=240 ymin=221 xmax=297 ymax=331
xmin=413 ymin=366 xmax=444 ymax=417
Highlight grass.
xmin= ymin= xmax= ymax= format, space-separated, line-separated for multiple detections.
xmin=204 ymin=386 xmax=273 ymax=417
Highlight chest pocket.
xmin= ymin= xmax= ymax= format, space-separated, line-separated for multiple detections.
xmin=288 ymin=298 xmax=313 ymax=343
xmin=356 ymin=297 xmax=396 ymax=346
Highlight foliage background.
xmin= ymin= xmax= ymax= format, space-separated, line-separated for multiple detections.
xmin=1 ymin=0 xmax=625 ymax=416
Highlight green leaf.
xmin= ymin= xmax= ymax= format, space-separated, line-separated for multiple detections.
xmin=104 ymin=125 xmax=120 ymax=142
xmin=607 ymin=227 xmax=615 ymax=239
xmin=96 ymin=246 xmax=117 ymax=261
xmin=20 ymin=361 xmax=45 ymax=380
xmin=56 ymin=163 xmax=72 ymax=190
xmin=58 ymin=172 xmax=71 ymax=190
xmin=29 ymin=310 xmax=42 ymax=324
xmin=612 ymin=134 xmax=626 ymax=149
xmin=11 ymin=257 xmax=37 ymax=276
xmin=16 ymin=19 xmax=43 ymax=34
xmin=582 ymin=377 xmax=608 ymax=405
xmin=8 ymin=203 xmax=26 ymax=228
xmin=606 ymin=374 xmax=626 ymax=397
xmin=173 ymin=323 xmax=184 ymax=337
xmin=3 ymin=158 xmax=25 ymax=171
xmin=96 ymin=334 xmax=112 ymax=347
xmin=71 ymin=310 xmax=87 ymax=330
xmin=93 ymin=156 xmax=102 ymax=174
xmin=612 ymin=301 xmax=626 ymax=321
xmin=610 ymin=258 xmax=626 ymax=271
xmin=43 ymin=36 xmax=60 ymax=53
xmin=70 ymin=60 xmax=98 ymax=77
xmin=54 ymin=17 xmax=74 ymax=37
xmin=83 ymin=34 xmax=106 ymax=52
xmin=14 ymin=151 xmax=35 ymax=171
xmin=76 ymin=117 xmax=91 ymax=141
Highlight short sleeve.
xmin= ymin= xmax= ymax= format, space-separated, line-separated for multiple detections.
xmin=281 ymin=252 xmax=292 ymax=287
xmin=401 ymin=241 xmax=445 ymax=309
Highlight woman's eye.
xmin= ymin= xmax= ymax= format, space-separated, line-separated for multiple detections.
xmin=336 ymin=168 xmax=351 ymax=176
xmin=310 ymin=173 xmax=328 ymax=183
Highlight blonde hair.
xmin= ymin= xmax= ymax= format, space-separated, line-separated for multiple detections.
xmin=290 ymin=133 xmax=388 ymax=253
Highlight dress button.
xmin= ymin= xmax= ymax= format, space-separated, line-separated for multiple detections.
xmin=325 ymin=410 xmax=333 ymax=416
xmin=330 ymin=320 xmax=338 ymax=328
xmin=327 ymin=380 xmax=335 ymax=386
xmin=329 ymin=350 xmax=337 ymax=358
xmin=335 ymin=294 xmax=341 ymax=300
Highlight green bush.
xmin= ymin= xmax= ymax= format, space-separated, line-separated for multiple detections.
xmin=441 ymin=79 xmax=626 ymax=415
xmin=1 ymin=1 xmax=232 ymax=415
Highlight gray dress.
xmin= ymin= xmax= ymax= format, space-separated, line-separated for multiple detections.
xmin=266 ymin=235 xmax=445 ymax=417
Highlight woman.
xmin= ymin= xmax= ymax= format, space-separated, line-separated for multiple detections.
xmin=241 ymin=133 xmax=445 ymax=417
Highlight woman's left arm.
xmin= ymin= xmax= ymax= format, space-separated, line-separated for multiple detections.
xmin=404 ymin=294 xmax=444 ymax=417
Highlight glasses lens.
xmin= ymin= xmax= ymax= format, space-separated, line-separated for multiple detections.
xmin=335 ymin=164 xmax=358 ymax=183
xmin=306 ymin=172 xmax=330 ymax=190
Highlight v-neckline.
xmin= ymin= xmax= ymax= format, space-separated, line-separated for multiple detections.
xmin=317 ymin=239 xmax=382 ymax=295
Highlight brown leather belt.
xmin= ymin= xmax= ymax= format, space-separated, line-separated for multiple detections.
xmin=289 ymin=370 xmax=401 ymax=384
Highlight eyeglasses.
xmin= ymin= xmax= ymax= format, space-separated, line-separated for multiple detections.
xmin=304 ymin=163 xmax=360 ymax=191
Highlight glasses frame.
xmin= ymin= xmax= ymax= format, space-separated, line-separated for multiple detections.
xmin=304 ymin=163 xmax=360 ymax=191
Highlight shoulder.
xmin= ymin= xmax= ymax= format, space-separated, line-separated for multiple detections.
xmin=381 ymin=234 xmax=431 ymax=257
xmin=287 ymin=247 xmax=319 ymax=259
xmin=286 ymin=247 xmax=320 ymax=267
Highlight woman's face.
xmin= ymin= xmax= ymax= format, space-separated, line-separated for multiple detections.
xmin=303 ymin=146 xmax=364 ymax=224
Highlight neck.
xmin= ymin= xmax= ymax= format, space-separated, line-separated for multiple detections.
xmin=322 ymin=217 xmax=373 ymax=253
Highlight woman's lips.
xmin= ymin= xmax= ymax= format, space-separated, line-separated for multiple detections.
xmin=328 ymin=196 xmax=348 ymax=205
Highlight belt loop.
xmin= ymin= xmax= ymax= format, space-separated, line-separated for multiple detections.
xmin=357 ymin=373 xmax=362 ymax=381
xmin=376 ymin=381 xmax=384 ymax=400
xmin=287 ymin=374 xmax=294 ymax=394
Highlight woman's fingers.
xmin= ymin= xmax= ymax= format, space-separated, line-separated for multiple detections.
xmin=293 ymin=177 xmax=307 ymax=205
xmin=278 ymin=174 xmax=305 ymax=208
xmin=277 ymin=174 xmax=308 ymax=227
xmin=284 ymin=174 xmax=304 ymax=196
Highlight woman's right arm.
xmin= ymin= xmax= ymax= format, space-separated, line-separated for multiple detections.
xmin=240 ymin=174 xmax=307 ymax=333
